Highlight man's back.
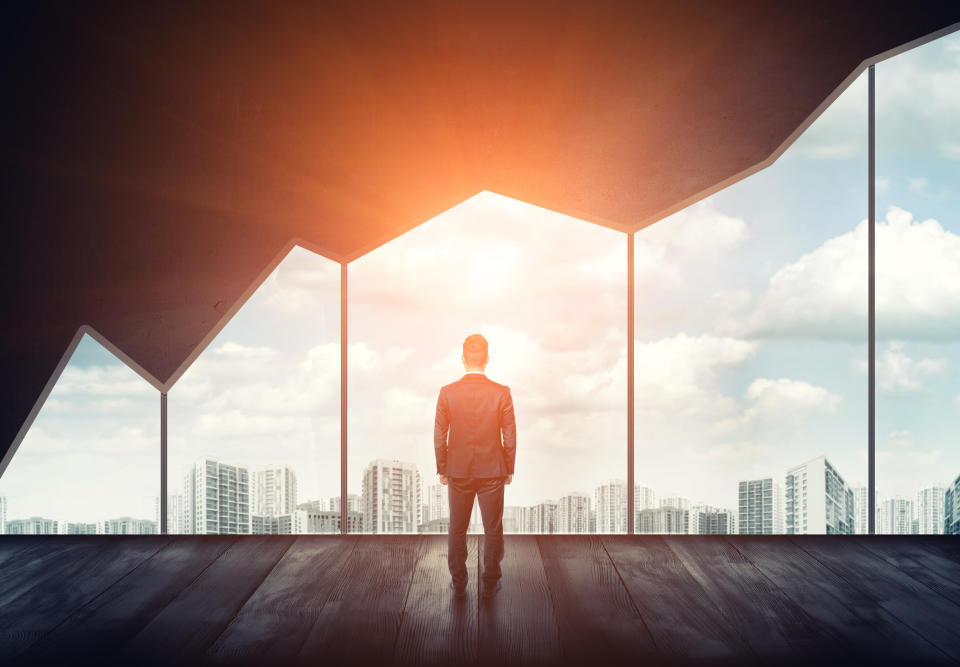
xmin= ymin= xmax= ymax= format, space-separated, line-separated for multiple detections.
xmin=434 ymin=373 xmax=517 ymax=479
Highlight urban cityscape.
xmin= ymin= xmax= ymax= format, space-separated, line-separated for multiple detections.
xmin=2 ymin=454 xmax=958 ymax=536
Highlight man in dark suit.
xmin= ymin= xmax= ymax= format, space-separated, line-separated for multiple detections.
xmin=434 ymin=333 xmax=517 ymax=598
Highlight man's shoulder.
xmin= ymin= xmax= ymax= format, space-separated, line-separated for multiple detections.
xmin=442 ymin=375 xmax=511 ymax=392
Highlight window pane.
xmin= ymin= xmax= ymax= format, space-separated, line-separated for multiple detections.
xmin=0 ymin=335 xmax=158 ymax=535
xmin=877 ymin=31 xmax=960 ymax=535
xmin=635 ymin=72 xmax=868 ymax=534
xmin=349 ymin=191 xmax=627 ymax=533
xmin=168 ymin=246 xmax=340 ymax=534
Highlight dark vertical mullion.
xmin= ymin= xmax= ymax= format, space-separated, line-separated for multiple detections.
xmin=160 ymin=391 xmax=168 ymax=534
xmin=627 ymin=232 xmax=635 ymax=534
xmin=868 ymin=64 xmax=876 ymax=535
xmin=341 ymin=262 xmax=349 ymax=534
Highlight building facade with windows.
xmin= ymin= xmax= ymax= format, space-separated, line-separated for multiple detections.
xmin=557 ymin=492 xmax=591 ymax=534
xmin=252 ymin=463 xmax=298 ymax=518
xmin=785 ymin=456 xmax=854 ymax=535
xmin=738 ymin=478 xmax=783 ymax=535
xmin=184 ymin=458 xmax=252 ymax=535
xmin=595 ymin=479 xmax=627 ymax=533
xmin=362 ymin=459 xmax=422 ymax=533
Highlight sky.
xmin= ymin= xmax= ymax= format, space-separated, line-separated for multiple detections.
xmin=1 ymin=31 xmax=959 ymax=525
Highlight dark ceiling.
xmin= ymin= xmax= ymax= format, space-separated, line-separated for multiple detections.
xmin=2 ymin=1 xmax=959 ymax=472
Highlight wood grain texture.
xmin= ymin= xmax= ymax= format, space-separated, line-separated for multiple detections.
xmin=295 ymin=535 xmax=423 ymax=666
xmin=0 ymin=536 xmax=170 ymax=661
xmin=205 ymin=536 xmax=359 ymax=665
xmin=793 ymin=536 xmax=960 ymax=659
xmin=537 ymin=535 xmax=660 ymax=666
xmin=116 ymin=536 xmax=294 ymax=665
xmin=602 ymin=535 xmax=753 ymax=663
xmin=15 ymin=536 xmax=237 ymax=666
xmin=0 ymin=537 xmax=51 ymax=571
xmin=858 ymin=536 xmax=960 ymax=603
xmin=664 ymin=536 xmax=848 ymax=664
xmin=730 ymin=536 xmax=949 ymax=664
xmin=393 ymin=535 xmax=478 ymax=666
xmin=0 ymin=538 xmax=98 ymax=603
xmin=479 ymin=534 xmax=561 ymax=667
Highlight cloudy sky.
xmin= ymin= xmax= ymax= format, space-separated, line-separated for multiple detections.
xmin=2 ymin=32 xmax=959 ymax=525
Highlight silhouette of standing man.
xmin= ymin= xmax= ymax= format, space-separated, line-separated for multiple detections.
xmin=434 ymin=334 xmax=516 ymax=598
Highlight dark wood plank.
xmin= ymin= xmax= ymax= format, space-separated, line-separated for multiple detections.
xmin=116 ymin=536 xmax=295 ymax=665
xmin=858 ymin=536 xmax=960 ymax=603
xmin=0 ymin=536 xmax=49 ymax=570
xmin=664 ymin=536 xmax=849 ymax=663
xmin=537 ymin=535 xmax=660 ymax=665
xmin=16 ymin=536 xmax=238 ymax=665
xmin=295 ymin=535 xmax=423 ymax=666
xmin=206 ymin=536 xmax=359 ymax=665
xmin=0 ymin=538 xmax=98 ymax=602
xmin=793 ymin=536 xmax=960 ymax=659
xmin=912 ymin=536 xmax=960 ymax=567
xmin=393 ymin=535 xmax=478 ymax=666
xmin=0 ymin=536 xmax=170 ymax=661
xmin=479 ymin=535 xmax=561 ymax=666
xmin=729 ymin=536 xmax=950 ymax=664
xmin=602 ymin=535 xmax=754 ymax=662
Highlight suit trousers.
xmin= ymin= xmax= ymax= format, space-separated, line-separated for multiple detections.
xmin=447 ymin=476 xmax=505 ymax=586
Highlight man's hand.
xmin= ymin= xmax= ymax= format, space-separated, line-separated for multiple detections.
xmin=505 ymin=474 xmax=513 ymax=485
xmin=438 ymin=474 xmax=449 ymax=486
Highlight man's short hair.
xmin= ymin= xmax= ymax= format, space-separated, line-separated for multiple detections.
xmin=462 ymin=333 xmax=488 ymax=367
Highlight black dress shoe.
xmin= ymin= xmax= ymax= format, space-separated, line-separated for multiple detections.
xmin=450 ymin=581 xmax=467 ymax=597
xmin=480 ymin=579 xmax=501 ymax=599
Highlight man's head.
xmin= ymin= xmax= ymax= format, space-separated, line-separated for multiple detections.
xmin=462 ymin=333 xmax=489 ymax=371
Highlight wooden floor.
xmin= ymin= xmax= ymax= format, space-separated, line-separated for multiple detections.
xmin=0 ymin=535 xmax=959 ymax=666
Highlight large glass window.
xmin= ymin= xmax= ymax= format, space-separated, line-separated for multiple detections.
xmin=349 ymin=191 xmax=627 ymax=533
xmin=877 ymin=32 xmax=960 ymax=535
xmin=634 ymin=72 xmax=868 ymax=534
xmin=168 ymin=246 xmax=340 ymax=534
xmin=0 ymin=335 xmax=159 ymax=534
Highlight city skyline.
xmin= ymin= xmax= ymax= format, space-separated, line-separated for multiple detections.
xmin=4 ymin=450 xmax=954 ymax=535
xmin=1 ymin=32 xmax=959 ymax=529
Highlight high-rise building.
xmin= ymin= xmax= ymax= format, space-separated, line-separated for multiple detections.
xmin=595 ymin=479 xmax=627 ymax=533
xmin=879 ymin=497 xmax=915 ymax=535
xmin=300 ymin=509 xmax=363 ymax=533
xmin=328 ymin=494 xmax=362 ymax=514
xmin=785 ymin=456 xmax=854 ymax=535
xmin=633 ymin=485 xmax=657 ymax=532
xmin=184 ymin=458 xmax=251 ymax=534
xmin=522 ymin=501 xmax=557 ymax=533
xmin=67 ymin=522 xmax=100 ymax=535
xmin=946 ymin=474 xmax=960 ymax=535
xmin=557 ymin=492 xmax=591 ymax=533
xmin=252 ymin=510 xmax=308 ymax=535
xmin=166 ymin=494 xmax=185 ymax=535
xmin=690 ymin=504 xmax=737 ymax=535
xmin=916 ymin=486 xmax=945 ymax=535
xmin=739 ymin=478 xmax=783 ymax=535
xmin=362 ymin=459 xmax=422 ymax=533
xmin=427 ymin=484 xmax=449 ymax=522
xmin=5 ymin=517 xmax=59 ymax=534
xmin=659 ymin=495 xmax=691 ymax=511
xmin=852 ymin=486 xmax=879 ymax=535
xmin=637 ymin=506 xmax=688 ymax=534
xmin=103 ymin=517 xmax=157 ymax=535
xmin=0 ymin=495 xmax=6 ymax=534
xmin=252 ymin=463 xmax=298 ymax=518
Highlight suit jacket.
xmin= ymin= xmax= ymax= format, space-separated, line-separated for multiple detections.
xmin=434 ymin=373 xmax=517 ymax=478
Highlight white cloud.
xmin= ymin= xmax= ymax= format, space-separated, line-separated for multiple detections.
xmin=853 ymin=341 xmax=946 ymax=393
xmin=54 ymin=364 xmax=155 ymax=398
xmin=720 ymin=207 xmax=960 ymax=340
xmin=711 ymin=378 xmax=841 ymax=438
